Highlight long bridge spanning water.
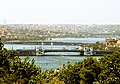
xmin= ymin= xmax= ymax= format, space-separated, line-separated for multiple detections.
xmin=15 ymin=47 xmax=114 ymax=56
xmin=4 ymin=41 xmax=88 ymax=45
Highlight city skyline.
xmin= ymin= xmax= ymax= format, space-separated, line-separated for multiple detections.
xmin=0 ymin=0 xmax=120 ymax=24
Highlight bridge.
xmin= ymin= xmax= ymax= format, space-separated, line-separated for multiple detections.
xmin=42 ymin=49 xmax=83 ymax=52
xmin=36 ymin=47 xmax=114 ymax=56
xmin=15 ymin=48 xmax=115 ymax=56
xmin=4 ymin=41 xmax=88 ymax=45
xmin=14 ymin=45 xmax=115 ymax=56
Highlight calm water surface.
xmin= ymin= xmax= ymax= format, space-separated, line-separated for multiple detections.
xmin=51 ymin=38 xmax=105 ymax=43
xmin=20 ymin=56 xmax=100 ymax=71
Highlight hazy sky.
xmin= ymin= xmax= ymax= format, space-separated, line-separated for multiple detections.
xmin=0 ymin=0 xmax=120 ymax=24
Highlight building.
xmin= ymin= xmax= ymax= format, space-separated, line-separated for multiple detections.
xmin=105 ymin=38 xmax=120 ymax=50
xmin=116 ymin=40 xmax=120 ymax=47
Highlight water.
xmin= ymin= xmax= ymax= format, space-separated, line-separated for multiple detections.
xmin=4 ymin=38 xmax=103 ymax=70
xmin=51 ymin=38 xmax=105 ymax=43
xmin=20 ymin=56 xmax=100 ymax=71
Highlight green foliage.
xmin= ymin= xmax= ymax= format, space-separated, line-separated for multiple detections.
xmin=0 ymin=39 xmax=42 ymax=84
xmin=59 ymin=61 xmax=80 ymax=84
xmin=98 ymin=51 xmax=120 ymax=84
xmin=59 ymin=53 xmax=120 ymax=84
xmin=59 ymin=58 xmax=101 ymax=84
xmin=80 ymin=58 xmax=101 ymax=83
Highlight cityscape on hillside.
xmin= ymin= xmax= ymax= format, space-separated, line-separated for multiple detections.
xmin=0 ymin=24 xmax=120 ymax=41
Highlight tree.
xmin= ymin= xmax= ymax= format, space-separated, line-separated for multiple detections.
xmin=59 ymin=58 xmax=101 ymax=84
xmin=98 ymin=51 xmax=120 ymax=84
xmin=78 ymin=57 xmax=101 ymax=84
xmin=59 ymin=61 xmax=80 ymax=84
xmin=0 ymin=38 xmax=4 ymax=50
xmin=0 ymin=38 xmax=42 ymax=84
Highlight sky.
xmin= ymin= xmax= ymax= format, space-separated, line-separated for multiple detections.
xmin=0 ymin=0 xmax=120 ymax=24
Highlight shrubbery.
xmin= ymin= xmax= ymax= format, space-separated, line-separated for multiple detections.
xmin=0 ymin=39 xmax=120 ymax=84
xmin=58 ymin=51 xmax=120 ymax=84
xmin=0 ymin=40 xmax=41 ymax=84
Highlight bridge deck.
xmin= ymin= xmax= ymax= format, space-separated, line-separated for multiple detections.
xmin=15 ymin=49 xmax=115 ymax=56
xmin=43 ymin=49 xmax=84 ymax=52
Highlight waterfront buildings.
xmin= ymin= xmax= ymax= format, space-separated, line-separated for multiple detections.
xmin=105 ymin=38 xmax=120 ymax=50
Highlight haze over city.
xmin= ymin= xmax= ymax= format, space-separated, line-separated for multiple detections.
xmin=0 ymin=0 xmax=120 ymax=24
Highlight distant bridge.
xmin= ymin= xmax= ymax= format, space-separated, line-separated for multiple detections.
xmin=4 ymin=41 xmax=90 ymax=45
